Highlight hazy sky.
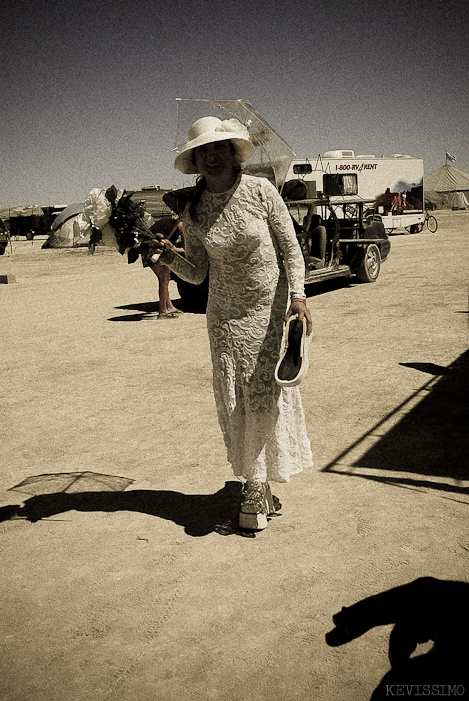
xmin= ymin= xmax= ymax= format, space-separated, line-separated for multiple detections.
xmin=2 ymin=0 xmax=467 ymax=207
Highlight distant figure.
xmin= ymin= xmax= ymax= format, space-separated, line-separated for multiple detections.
xmin=144 ymin=218 xmax=185 ymax=319
xmin=149 ymin=264 xmax=181 ymax=318
xmin=390 ymin=192 xmax=403 ymax=215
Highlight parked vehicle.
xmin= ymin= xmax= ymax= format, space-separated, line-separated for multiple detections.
xmin=0 ymin=220 xmax=9 ymax=255
xmin=285 ymin=150 xmax=424 ymax=234
xmin=6 ymin=206 xmax=67 ymax=240
xmin=284 ymin=194 xmax=390 ymax=286
xmin=168 ymin=188 xmax=391 ymax=307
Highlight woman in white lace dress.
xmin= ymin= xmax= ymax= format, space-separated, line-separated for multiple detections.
xmin=153 ymin=116 xmax=313 ymax=530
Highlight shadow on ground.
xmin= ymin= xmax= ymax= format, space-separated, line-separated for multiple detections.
xmin=0 ymin=481 xmax=281 ymax=538
xmin=323 ymin=350 xmax=468 ymax=496
xmin=108 ymin=298 xmax=206 ymax=322
xmin=326 ymin=576 xmax=469 ymax=699
xmin=306 ymin=277 xmax=352 ymax=297
xmin=109 ymin=277 xmax=354 ymax=323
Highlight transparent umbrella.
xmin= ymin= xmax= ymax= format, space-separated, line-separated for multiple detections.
xmin=174 ymin=98 xmax=295 ymax=190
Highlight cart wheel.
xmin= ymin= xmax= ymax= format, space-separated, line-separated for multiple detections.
xmin=355 ymin=244 xmax=381 ymax=282
xmin=406 ymin=223 xmax=423 ymax=234
xmin=426 ymin=215 xmax=438 ymax=233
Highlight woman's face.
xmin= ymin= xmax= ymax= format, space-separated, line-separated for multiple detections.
xmin=193 ymin=140 xmax=238 ymax=182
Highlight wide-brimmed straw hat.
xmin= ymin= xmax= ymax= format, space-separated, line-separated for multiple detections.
xmin=174 ymin=116 xmax=255 ymax=174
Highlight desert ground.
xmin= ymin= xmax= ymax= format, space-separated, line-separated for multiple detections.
xmin=1 ymin=210 xmax=468 ymax=701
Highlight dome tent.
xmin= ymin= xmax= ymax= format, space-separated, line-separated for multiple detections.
xmin=42 ymin=203 xmax=86 ymax=248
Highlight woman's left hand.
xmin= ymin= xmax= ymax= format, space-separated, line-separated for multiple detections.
xmin=285 ymin=299 xmax=313 ymax=336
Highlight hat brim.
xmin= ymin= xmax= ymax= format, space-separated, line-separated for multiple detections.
xmin=174 ymin=132 xmax=256 ymax=174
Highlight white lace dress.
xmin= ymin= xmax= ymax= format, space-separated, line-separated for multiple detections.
xmin=169 ymin=174 xmax=313 ymax=483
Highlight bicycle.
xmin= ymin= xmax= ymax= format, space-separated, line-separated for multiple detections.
xmin=405 ymin=210 xmax=438 ymax=234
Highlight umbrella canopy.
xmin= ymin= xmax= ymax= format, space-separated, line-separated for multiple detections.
xmin=174 ymin=98 xmax=295 ymax=190
xmin=8 ymin=471 xmax=134 ymax=496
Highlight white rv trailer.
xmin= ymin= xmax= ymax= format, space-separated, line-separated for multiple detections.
xmin=284 ymin=150 xmax=424 ymax=231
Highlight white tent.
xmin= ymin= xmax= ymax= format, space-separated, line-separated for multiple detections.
xmin=42 ymin=203 xmax=87 ymax=248
xmin=424 ymin=165 xmax=469 ymax=209
xmin=448 ymin=191 xmax=469 ymax=209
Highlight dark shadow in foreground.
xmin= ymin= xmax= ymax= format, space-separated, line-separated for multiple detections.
xmin=0 ymin=481 xmax=280 ymax=538
xmin=326 ymin=577 xmax=469 ymax=700
xmin=323 ymin=350 xmax=469 ymax=494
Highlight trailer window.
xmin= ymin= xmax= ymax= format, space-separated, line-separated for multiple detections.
xmin=323 ymin=173 xmax=358 ymax=196
xmin=293 ymin=163 xmax=313 ymax=175
xmin=342 ymin=175 xmax=357 ymax=194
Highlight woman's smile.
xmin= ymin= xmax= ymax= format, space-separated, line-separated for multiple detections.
xmin=194 ymin=140 xmax=238 ymax=190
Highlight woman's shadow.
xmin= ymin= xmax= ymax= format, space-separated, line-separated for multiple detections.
xmin=1 ymin=481 xmax=257 ymax=537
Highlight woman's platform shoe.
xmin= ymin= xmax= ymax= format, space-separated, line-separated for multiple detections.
xmin=275 ymin=316 xmax=312 ymax=387
xmin=239 ymin=481 xmax=276 ymax=531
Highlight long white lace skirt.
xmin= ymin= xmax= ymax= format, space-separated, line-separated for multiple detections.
xmin=207 ymin=295 xmax=313 ymax=483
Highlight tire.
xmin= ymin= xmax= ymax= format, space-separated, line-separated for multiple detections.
xmin=406 ymin=223 xmax=422 ymax=234
xmin=310 ymin=225 xmax=327 ymax=260
xmin=426 ymin=215 xmax=438 ymax=233
xmin=355 ymin=243 xmax=381 ymax=282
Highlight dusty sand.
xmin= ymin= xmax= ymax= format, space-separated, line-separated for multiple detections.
xmin=1 ymin=211 xmax=468 ymax=700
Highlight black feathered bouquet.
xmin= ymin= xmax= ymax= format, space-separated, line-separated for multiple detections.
xmin=76 ymin=186 xmax=189 ymax=267
xmin=100 ymin=185 xmax=158 ymax=264
xmin=75 ymin=185 xmax=158 ymax=263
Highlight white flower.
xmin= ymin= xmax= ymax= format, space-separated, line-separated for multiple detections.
xmin=221 ymin=118 xmax=250 ymax=139
xmin=83 ymin=188 xmax=112 ymax=230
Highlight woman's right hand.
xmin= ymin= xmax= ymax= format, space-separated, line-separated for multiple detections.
xmin=147 ymin=236 xmax=178 ymax=266
xmin=149 ymin=218 xmax=184 ymax=265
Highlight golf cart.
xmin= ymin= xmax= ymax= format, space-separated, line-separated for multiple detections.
xmin=285 ymin=195 xmax=391 ymax=286
xmin=172 ymin=195 xmax=390 ymax=307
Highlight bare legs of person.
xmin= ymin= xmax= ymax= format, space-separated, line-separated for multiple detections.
xmin=149 ymin=263 xmax=182 ymax=318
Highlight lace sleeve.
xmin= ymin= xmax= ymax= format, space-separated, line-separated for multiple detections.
xmin=168 ymin=218 xmax=209 ymax=285
xmin=262 ymin=180 xmax=306 ymax=298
